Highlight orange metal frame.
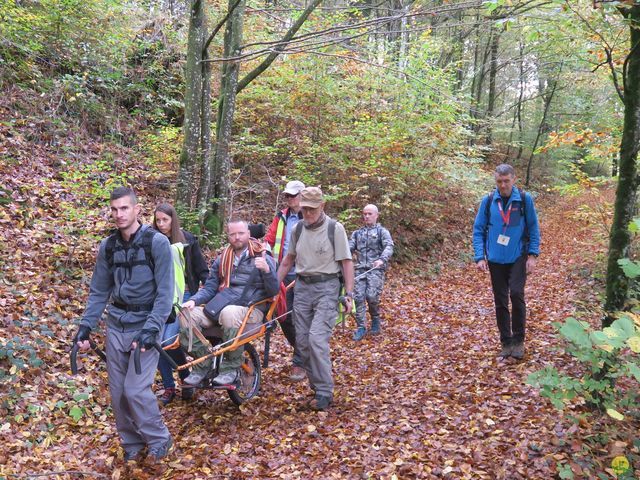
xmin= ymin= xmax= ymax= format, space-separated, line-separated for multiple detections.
xmin=166 ymin=296 xmax=281 ymax=372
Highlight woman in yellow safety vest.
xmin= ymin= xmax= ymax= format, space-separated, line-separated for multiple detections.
xmin=153 ymin=203 xmax=209 ymax=405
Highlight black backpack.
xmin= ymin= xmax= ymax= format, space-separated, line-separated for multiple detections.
xmin=104 ymin=227 xmax=158 ymax=271
xmin=103 ymin=227 xmax=175 ymax=320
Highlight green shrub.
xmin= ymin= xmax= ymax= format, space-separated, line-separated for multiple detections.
xmin=527 ymin=315 xmax=640 ymax=416
xmin=528 ymin=218 xmax=640 ymax=418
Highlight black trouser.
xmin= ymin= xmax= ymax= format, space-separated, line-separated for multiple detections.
xmin=488 ymin=255 xmax=527 ymax=346
xmin=280 ymin=273 xmax=302 ymax=367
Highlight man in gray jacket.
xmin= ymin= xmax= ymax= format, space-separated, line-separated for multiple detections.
xmin=349 ymin=204 xmax=394 ymax=340
xmin=180 ymin=219 xmax=279 ymax=386
xmin=73 ymin=187 xmax=174 ymax=463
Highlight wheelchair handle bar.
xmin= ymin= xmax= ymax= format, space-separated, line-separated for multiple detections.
xmin=70 ymin=339 xmax=106 ymax=375
xmin=71 ymin=340 xmax=176 ymax=376
xmin=133 ymin=342 xmax=178 ymax=375
xmin=354 ymin=265 xmax=380 ymax=281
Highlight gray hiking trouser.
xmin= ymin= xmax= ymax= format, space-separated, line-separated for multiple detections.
xmin=105 ymin=327 xmax=171 ymax=453
xmin=354 ymin=268 xmax=385 ymax=329
xmin=293 ymin=277 xmax=340 ymax=398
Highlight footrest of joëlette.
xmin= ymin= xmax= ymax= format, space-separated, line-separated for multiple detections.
xmin=195 ymin=378 xmax=238 ymax=391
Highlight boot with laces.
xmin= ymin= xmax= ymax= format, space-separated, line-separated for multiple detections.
xmin=159 ymin=387 xmax=176 ymax=406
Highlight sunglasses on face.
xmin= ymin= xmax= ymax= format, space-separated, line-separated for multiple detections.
xmin=284 ymin=193 xmax=300 ymax=198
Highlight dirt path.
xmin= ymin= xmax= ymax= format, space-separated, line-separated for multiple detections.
xmin=2 ymin=189 xmax=612 ymax=479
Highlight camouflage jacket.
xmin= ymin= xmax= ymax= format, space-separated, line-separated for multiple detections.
xmin=349 ymin=224 xmax=394 ymax=270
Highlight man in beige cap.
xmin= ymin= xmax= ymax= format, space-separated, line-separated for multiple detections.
xmin=265 ymin=180 xmax=306 ymax=381
xmin=277 ymin=187 xmax=354 ymax=411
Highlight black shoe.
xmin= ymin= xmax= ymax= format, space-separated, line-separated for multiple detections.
xmin=498 ymin=344 xmax=512 ymax=358
xmin=148 ymin=437 xmax=173 ymax=462
xmin=124 ymin=448 xmax=144 ymax=462
xmin=511 ymin=343 xmax=525 ymax=360
xmin=181 ymin=387 xmax=195 ymax=401
xmin=309 ymin=394 xmax=333 ymax=411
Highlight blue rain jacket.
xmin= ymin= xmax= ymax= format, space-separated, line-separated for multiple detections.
xmin=472 ymin=186 xmax=540 ymax=264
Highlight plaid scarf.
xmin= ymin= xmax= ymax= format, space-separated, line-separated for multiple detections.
xmin=218 ymin=238 xmax=266 ymax=291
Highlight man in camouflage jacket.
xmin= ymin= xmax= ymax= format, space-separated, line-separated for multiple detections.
xmin=349 ymin=204 xmax=394 ymax=341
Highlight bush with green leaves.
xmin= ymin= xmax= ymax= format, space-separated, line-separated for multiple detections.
xmin=529 ymin=217 xmax=640 ymax=419
xmin=527 ymin=315 xmax=640 ymax=418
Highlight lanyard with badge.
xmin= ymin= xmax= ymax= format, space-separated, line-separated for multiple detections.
xmin=496 ymin=199 xmax=514 ymax=246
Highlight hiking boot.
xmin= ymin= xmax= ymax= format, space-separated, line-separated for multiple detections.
xmin=309 ymin=394 xmax=333 ymax=411
xmin=511 ymin=343 xmax=525 ymax=360
xmin=159 ymin=387 xmax=176 ymax=406
xmin=290 ymin=366 xmax=306 ymax=382
xmin=498 ymin=344 xmax=512 ymax=359
xmin=181 ymin=387 xmax=195 ymax=401
xmin=212 ymin=370 xmax=239 ymax=385
xmin=369 ymin=318 xmax=381 ymax=335
xmin=352 ymin=327 xmax=367 ymax=341
xmin=148 ymin=437 xmax=173 ymax=462
xmin=183 ymin=370 xmax=208 ymax=386
xmin=123 ymin=448 xmax=144 ymax=462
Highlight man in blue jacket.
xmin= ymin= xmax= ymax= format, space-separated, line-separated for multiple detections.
xmin=473 ymin=164 xmax=541 ymax=360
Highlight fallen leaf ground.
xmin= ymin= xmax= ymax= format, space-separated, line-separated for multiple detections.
xmin=3 ymin=173 xmax=632 ymax=479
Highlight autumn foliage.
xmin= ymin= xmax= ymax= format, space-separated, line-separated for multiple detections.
xmin=3 ymin=84 xmax=639 ymax=477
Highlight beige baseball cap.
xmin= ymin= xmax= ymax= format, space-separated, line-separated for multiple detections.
xmin=299 ymin=187 xmax=324 ymax=208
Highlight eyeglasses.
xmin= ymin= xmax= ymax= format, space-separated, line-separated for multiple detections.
xmin=284 ymin=193 xmax=300 ymax=198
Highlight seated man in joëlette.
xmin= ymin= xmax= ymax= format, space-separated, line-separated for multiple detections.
xmin=179 ymin=219 xmax=279 ymax=385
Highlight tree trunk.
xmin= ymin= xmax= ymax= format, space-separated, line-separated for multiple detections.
xmin=486 ymin=27 xmax=500 ymax=145
xmin=515 ymin=40 xmax=526 ymax=161
xmin=469 ymin=24 xmax=492 ymax=144
xmin=398 ymin=3 xmax=410 ymax=71
xmin=603 ymin=6 xmax=640 ymax=326
xmin=176 ymin=0 xmax=207 ymax=210
xmin=199 ymin=0 xmax=324 ymax=230
xmin=202 ymin=0 xmax=246 ymax=233
xmin=525 ymin=62 xmax=562 ymax=186
xmin=468 ymin=19 xmax=483 ymax=143
xmin=196 ymin=49 xmax=213 ymax=212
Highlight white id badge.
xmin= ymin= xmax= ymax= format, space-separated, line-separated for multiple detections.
xmin=497 ymin=234 xmax=510 ymax=246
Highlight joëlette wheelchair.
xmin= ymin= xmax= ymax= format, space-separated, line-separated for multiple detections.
xmin=70 ymin=290 xmax=288 ymax=406
xmin=70 ymin=223 xmax=289 ymax=406
xmin=162 ymin=293 xmax=285 ymax=406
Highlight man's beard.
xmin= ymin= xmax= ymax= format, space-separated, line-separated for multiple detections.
xmin=304 ymin=212 xmax=326 ymax=229
xmin=233 ymin=241 xmax=248 ymax=253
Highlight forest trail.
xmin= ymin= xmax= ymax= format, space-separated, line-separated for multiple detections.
xmin=2 ymin=188 xmax=612 ymax=479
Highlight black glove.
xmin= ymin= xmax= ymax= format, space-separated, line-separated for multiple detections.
xmin=132 ymin=329 xmax=158 ymax=350
xmin=74 ymin=325 xmax=91 ymax=344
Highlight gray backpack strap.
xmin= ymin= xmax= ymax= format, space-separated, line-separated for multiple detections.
xmin=294 ymin=218 xmax=336 ymax=249
xmin=328 ymin=218 xmax=336 ymax=250
xmin=293 ymin=221 xmax=304 ymax=244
